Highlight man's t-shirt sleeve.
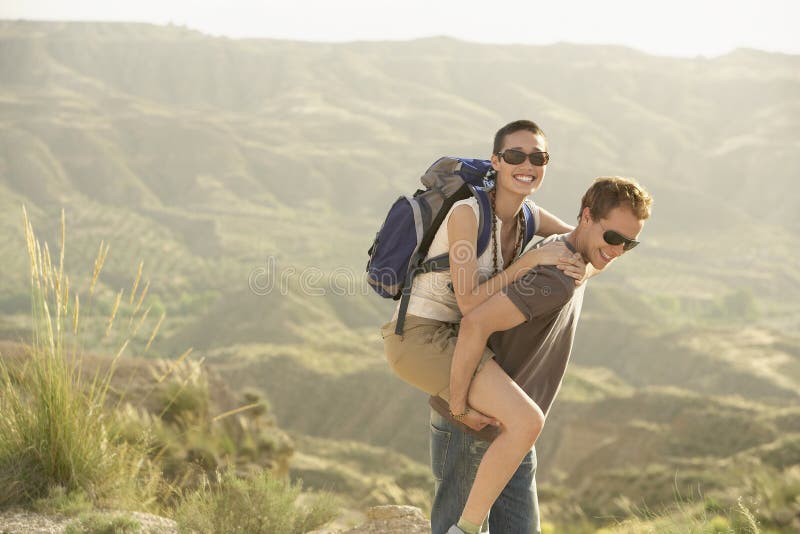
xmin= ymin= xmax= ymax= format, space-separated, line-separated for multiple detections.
xmin=504 ymin=266 xmax=573 ymax=322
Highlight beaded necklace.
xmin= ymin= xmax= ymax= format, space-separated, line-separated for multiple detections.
xmin=489 ymin=189 xmax=526 ymax=276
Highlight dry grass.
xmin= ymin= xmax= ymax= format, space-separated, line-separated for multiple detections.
xmin=0 ymin=207 xmax=331 ymax=531
xmin=0 ymin=208 xmax=163 ymax=510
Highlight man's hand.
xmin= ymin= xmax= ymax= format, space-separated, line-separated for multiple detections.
xmin=459 ymin=407 xmax=500 ymax=432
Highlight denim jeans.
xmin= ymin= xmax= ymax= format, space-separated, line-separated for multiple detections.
xmin=429 ymin=408 xmax=541 ymax=534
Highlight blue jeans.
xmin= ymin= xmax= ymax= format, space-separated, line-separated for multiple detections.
xmin=429 ymin=408 xmax=541 ymax=534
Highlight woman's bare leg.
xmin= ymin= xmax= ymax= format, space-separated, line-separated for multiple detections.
xmin=458 ymin=358 xmax=544 ymax=526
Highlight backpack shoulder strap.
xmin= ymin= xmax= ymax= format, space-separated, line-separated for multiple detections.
xmin=521 ymin=199 xmax=539 ymax=249
xmin=395 ymin=182 xmax=473 ymax=335
xmin=417 ymin=186 xmax=492 ymax=276
xmin=473 ymin=187 xmax=493 ymax=257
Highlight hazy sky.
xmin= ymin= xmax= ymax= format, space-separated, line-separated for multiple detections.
xmin=2 ymin=0 xmax=798 ymax=58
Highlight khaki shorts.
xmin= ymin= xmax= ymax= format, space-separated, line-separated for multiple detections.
xmin=381 ymin=314 xmax=495 ymax=402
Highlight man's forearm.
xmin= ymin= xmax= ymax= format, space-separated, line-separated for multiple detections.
xmin=456 ymin=257 xmax=535 ymax=316
xmin=449 ymin=292 xmax=528 ymax=412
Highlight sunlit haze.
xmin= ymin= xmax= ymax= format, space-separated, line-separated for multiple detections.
xmin=1 ymin=0 xmax=798 ymax=58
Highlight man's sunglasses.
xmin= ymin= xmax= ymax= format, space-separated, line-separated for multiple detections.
xmin=603 ymin=229 xmax=639 ymax=251
xmin=496 ymin=149 xmax=550 ymax=166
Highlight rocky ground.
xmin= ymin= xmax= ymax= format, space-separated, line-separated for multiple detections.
xmin=0 ymin=509 xmax=177 ymax=534
xmin=0 ymin=505 xmax=428 ymax=533
xmin=341 ymin=506 xmax=429 ymax=533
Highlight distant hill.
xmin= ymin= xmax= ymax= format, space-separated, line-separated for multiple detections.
xmin=1 ymin=21 xmax=798 ymax=305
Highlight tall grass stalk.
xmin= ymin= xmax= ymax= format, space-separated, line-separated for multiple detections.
xmin=0 ymin=208 xmax=160 ymax=509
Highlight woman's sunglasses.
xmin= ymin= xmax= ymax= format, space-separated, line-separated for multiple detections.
xmin=497 ymin=149 xmax=550 ymax=166
xmin=603 ymin=229 xmax=639 ymax=251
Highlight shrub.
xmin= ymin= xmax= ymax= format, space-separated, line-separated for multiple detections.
xmin=32 ymin=486 xmax=93 ymax=516
xmin=175 ymin=468 xmax=336 ymax=534
xmin=65 ymin=512 xmax=142 ymax=534
xmin=158 ymin=379 xmax=210 ymax=425
xmin=705 ymin=515 xmax=731 ymax=533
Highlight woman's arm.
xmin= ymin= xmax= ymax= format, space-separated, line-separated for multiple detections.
xmin=537 ymin=206 xmax=574 ymax=237
xmin=448 ymin=205 xmax=580 ymax=316
xmin=447 ymin=293 xmax=527 ymax=418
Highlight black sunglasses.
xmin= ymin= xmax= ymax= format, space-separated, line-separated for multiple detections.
xmin=497 ymin=149 xmax=550 ymax=166
xmin=603 ymin=229 xmax=639 ymax=251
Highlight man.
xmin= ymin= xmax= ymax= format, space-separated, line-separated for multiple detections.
xmin=429 ymin=176 xmax=653 ymax=533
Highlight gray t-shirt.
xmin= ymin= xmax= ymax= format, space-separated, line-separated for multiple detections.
xmin=429 ymin=234 xmax=586 ymax=437
xmin=490 ymin=234 xmax=585 ymax=419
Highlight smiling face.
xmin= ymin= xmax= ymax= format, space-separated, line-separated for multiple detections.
xmin=491 ymin=130 xmax=548 ymax=197
xmin=578 ymin=206 xmax=645 ymax=270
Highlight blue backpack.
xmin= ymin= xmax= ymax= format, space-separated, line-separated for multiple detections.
xmin=367 ymin=157 xmax=539 ymax=335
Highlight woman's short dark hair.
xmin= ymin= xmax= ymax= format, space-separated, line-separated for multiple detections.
xmin=493 ymin=120 xmax=547 ymax=154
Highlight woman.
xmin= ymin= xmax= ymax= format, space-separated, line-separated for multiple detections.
xmin=382 ymin=119 xmax=587 ymax=534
